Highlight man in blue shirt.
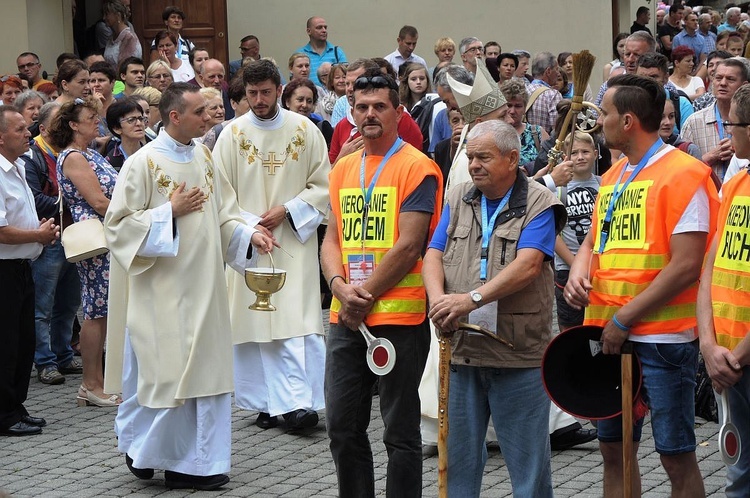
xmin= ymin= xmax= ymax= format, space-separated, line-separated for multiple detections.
xmin=296 ymin=17 xmax=347 ymax=86
xmin=673 ymin=12 xmax=709 ymax=65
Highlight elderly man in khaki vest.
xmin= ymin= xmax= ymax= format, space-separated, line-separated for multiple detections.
xmin=423 ymin=119 xmax=566 ymax=497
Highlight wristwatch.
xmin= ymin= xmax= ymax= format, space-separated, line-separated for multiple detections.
xmin=469 ymin=290 xmax=483 ymax=307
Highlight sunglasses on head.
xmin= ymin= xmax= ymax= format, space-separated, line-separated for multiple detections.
xmin=353 ymin=75 xmax=398 ymax=92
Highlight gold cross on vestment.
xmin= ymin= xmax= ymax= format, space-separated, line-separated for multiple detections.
xmin=262 ymin=152 xmax=284 ymax=175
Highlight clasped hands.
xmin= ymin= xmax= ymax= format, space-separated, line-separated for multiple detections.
xmin=332 ymin=280 xmax=374 ymax=331
xmin=428 ymin=293 xmax=475 ymax=336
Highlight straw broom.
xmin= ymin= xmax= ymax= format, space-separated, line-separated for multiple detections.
xmin=547 ymin=50 xmax=597 ymax=168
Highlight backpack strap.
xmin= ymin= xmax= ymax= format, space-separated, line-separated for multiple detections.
xmin=334 ymin=46 xmax=340 ymax=64
xmin=525 ymin=86 xmax=552 ymax=117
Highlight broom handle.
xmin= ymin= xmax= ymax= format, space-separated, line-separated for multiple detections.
xmin=621 ymin=342 xmax=634 ymax=498
xmin=437 ymin=336 xmax=450 ymax=497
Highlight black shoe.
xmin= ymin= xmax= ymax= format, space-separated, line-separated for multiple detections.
xmin=550 ymin=427 xmax=597 ymax=451
xmin=21 ymin=415 xmax=46 ymax=427
xmin=255 ymin=412 xmax=279 ymax=429
xmin=283 ymin=409 xmax=319 ymax=431
xmin=164 ymin=470 xmax=230 ymax=490
xmin=126 ymin=454 xmax=154 ymax=480
xmin=0 ymin=421 xmax=42 ymax=436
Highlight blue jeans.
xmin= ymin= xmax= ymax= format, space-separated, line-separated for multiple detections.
xmin=325 ymin=319 xmax=429 ymax=498
xmin=447 ymin=365 xmax=553 ymax=498
xmin=30 ymin=243 xmax=80 ymax=370
xmin=720 ymin=368 xmax=750 ymax=497
xmin=597 ymin=340 xmax=698 ymax=455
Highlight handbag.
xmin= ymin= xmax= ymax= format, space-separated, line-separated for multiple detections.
xmin=58 ymin=187 xmax=108 ymax=263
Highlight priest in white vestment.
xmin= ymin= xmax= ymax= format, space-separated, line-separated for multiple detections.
xmin=213 ymin=59 xmax=330 ymax=431
xmin=104 ymin=83 xmax=275 ymax=491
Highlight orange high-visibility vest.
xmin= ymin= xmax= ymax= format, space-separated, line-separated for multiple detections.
xmin=584 ymin=149 xmax=718 ymax=335
xmin=328 ymin=143 xmax=442 ymax=327
xmin=711 ymin=171 xmax=750 ymax=349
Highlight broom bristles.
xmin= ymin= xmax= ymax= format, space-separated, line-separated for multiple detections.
xmin=571 ymin=50 xmax=596 ymax=99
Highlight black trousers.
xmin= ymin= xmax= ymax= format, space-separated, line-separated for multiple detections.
xmin=325 ymin=319 xmax=430 ymax=498
xmin=0 ymin=259 xmax=35 ymax=429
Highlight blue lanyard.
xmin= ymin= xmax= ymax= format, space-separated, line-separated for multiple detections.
xmin=359 ymin=137 xmax=403 ymax=216
xmin=480 ymin=188 xmax=514 ymax=281
xmin=715 ymin=105 xmax=725 ymax=140
xmin=597 ymin=138 xmax=663 ymax=254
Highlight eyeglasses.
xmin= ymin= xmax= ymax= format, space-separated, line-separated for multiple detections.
xmin=149 ymin=73 xmax=172 ymax=80
xmin=120 ymin=116 xmax=147 ymax=125
xmin=353 ymin=75 xmax=398 ymax=92
xmin=17 ymin=62 xmax=39 ymax=71
xmin=464 ymin=46 xmax=484 ymax=54
xmin=723 ymin=121 xmax=750 ymax=129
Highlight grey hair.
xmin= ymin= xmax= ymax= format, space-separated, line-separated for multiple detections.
xmin=459 ymin=37 xmax=481 ymax=55
xmin=531 ymin=52 xmax=556 ymax=78
xmin=727 ymin=7 xmax=741 ymax=18
xmin=512 ymin=50 xmax=531 ymax=59
xmin=627 ymin=31 xmax=657 ymax=52
xmin=37 ymin=101 xmax=60 ymax=128
xmin=14 ymin=90 xmax=48 ymax=111
xmin=434 ymin=64 xmax=474 ymax=90
xmin=467 ymin=120 xmax=521 ymax=155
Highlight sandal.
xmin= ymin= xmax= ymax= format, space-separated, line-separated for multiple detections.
xmin=76 ymin=385 xmax=121 ymax=407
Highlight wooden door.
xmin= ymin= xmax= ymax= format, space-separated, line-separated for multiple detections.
xmin=130 ymin=0 xmax=228 ymax=66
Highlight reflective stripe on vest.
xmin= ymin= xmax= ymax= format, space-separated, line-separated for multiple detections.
xmin=710 ymin=174 xmax=750 ymax=349
xmin=584 ymin=150 xmax=718 ymax=335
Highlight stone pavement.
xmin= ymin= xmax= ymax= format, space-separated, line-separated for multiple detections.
xmin=0 ymin=370 xmax=730 ymax=497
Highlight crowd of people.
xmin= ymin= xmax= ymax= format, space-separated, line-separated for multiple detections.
xmin=2 ymin=0 xmax=750 ymax=496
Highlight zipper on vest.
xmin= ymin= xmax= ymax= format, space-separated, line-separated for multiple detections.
xmin=501 ymin=240 xmax=507 ymax=266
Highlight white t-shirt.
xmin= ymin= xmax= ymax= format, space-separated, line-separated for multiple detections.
xmin=170 ymin=59 xmax=195 ymax=83
xmin=669 ymin=76 xmax=704 ymax=97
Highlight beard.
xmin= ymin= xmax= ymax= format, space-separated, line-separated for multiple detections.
xmin=359 ymin=120 xmax=383 ymax=139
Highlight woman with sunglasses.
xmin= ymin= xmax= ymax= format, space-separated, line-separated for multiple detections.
xmin=48 ymin=97 xmax=120 ymax=407
xmin=0 ymin=75 xmax=24 ymax=106
xmin=104 ymin=97 xmax=147 ymax=172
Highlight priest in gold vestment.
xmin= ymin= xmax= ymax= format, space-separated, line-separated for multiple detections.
xmin=104 ymin=84 xmax=275 ymax=491
xmin=213 ymin=60 xmax=330 ymax=430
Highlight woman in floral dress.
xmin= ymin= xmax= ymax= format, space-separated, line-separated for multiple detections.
xmin=49 ymin=97 xmax=120 ymax=407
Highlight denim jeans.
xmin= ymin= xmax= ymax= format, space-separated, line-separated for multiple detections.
xmin=325 ymin=319 xmax=429 ymax=498
xmin=719 ymin=368 xmax=750 ymax=497
xmin=447 ymin=365 xmax=553 ymax=498
xmin=598 ymin=340 xmax=698 ymax=455
xmin=30 ymin=243 xmax=80 ymax=370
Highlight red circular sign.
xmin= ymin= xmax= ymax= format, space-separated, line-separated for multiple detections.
xmin=372 ymin=345 xmax=389 ymax=368
xmin=726 ymin=432 xmax=739 ymax=457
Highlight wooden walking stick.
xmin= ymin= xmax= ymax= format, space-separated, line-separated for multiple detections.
xmin=621 ymin=342 xmax=634 ymax=498
xmin=437 ymin=335 xmax=450 ymax=498
xmin=437 ymin=324 xmax=513 ymax=497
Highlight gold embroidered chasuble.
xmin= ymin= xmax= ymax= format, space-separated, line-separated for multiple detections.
xmin=213 ymin=110 xmax=330 ymax=343
xmin=104 ymin=141 xmax=246 ymax=408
